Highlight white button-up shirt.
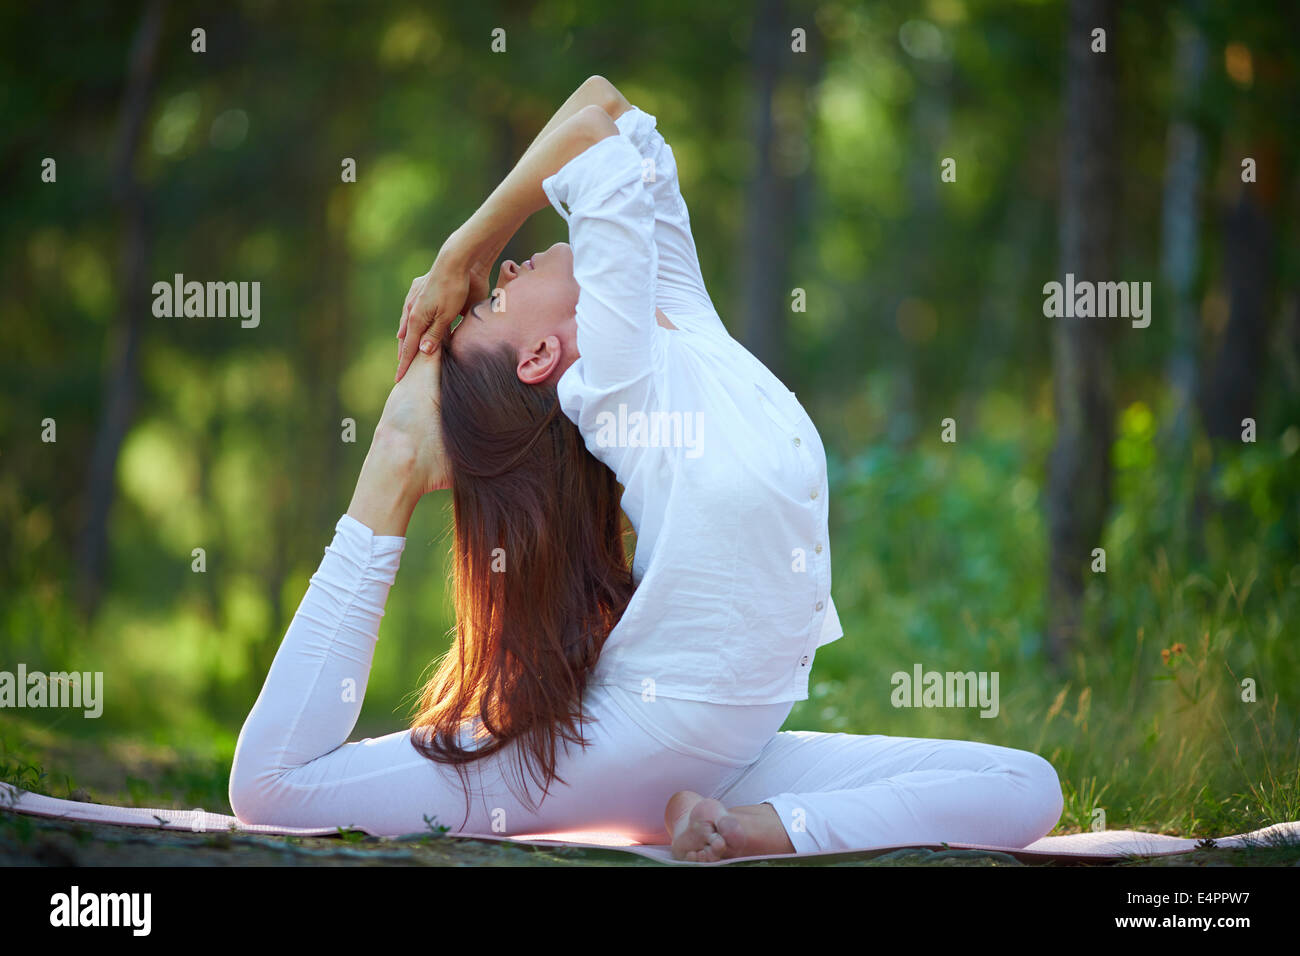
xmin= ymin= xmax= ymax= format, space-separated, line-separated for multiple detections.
xmin=542 ymin=106 xmax=842 ymax=704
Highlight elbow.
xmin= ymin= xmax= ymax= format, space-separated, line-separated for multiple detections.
xmin=582 ymin=75 xmax=629 ymax=117
xmin=572 ymin=103 xmax=619 ymax=147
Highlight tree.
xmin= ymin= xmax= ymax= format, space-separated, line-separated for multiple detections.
xmin=738 ymin=0 xmax=821 ymax=381
xmin=75 ymin=0 xmax=167 ymax=614
xmin=1045 ymin=0 xmax=1119 ymax=670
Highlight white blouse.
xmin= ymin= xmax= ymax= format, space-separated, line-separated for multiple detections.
xmin=542 ymin=106 xmax=842 ymax=705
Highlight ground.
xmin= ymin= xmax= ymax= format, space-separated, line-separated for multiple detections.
xmin=4 ymin=813 xmax=1299 ymax=865
xmin=3 ymin=717 xmax=1297 ymax=866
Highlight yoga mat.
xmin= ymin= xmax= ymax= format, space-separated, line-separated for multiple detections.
xmin=4 ymin=782 xmax=1297 ymax=865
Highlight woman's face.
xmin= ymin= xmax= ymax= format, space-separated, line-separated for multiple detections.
xmin=449 ymin=241 xmax=580 ymax=387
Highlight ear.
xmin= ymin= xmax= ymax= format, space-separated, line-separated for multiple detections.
xmin=517 ymin=335 xmax=563 ymax=386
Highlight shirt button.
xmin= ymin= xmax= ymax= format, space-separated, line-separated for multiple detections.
xmin=793 ymin=437 xmax=801 ymax=446
xmin=816 ymin=601 xmax=824 ymax=611
xmin=815 ymin=544 xmax=823 ymax=554
xmin=810 ymin=490 xmax=818 ymax=500
xmin=800 ymin=656 xmax=809 ymax=666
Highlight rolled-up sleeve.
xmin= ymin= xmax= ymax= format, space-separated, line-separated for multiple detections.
xmin=543 ymin=133 xmax=658 ymax=391
xmin=614 ymin=106 xmax=724 ymax=332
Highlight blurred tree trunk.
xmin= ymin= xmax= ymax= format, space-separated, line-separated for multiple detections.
xmin=75 ymin=0 xmax=166 ymax=615
xmin=890 ymin=55 xmax=951 ymax=446
xmin=1198 ymin=161 xmax=1278 ymax=442
xmin=1045 ymin=0 xmax=1118 ymax=670
xmin=1160 ymin=9 xmax=1208 ymax=445
xmin=1159 ymin=8 xmax=1208 ymax=564
xmin=739 ymin=0 xmax=821 ymax=382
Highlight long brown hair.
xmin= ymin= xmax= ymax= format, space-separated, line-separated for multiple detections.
xmin=410 ymin=341 xmax=635 ymax=828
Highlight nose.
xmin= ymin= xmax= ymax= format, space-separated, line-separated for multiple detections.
xmin=500 ymin=259 xmax=520 ymax=280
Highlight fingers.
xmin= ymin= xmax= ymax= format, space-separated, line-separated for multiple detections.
xmin=396 ymin=313 xmax=437 ymax=381
xmin=400 ymin=277 xmax=421 ymax=334
xmin=396 ymin=315 xmax=431 ymax=383
xmin=396 ymin=267 xmax=472 ymax=381
xmin=398 ymin=275 xmax=425 ymax=352
xmin=398 ymin=307 xmax=452 ymax=381
xmin=418 ymin=314 xmax=452 ymax=357
xmin=404 ymin=336 xmax=444 ymax=379
xmin=397 ymin=274 xmax=440 ymax=381
xmin=395 ymin=335 xmax=416 ymax=383
xmin=394 ymin=338 xmax=445 ymax=406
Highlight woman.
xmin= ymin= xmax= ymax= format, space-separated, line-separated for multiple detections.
xmin=230 ymin=77 xmax=1063 ymax=861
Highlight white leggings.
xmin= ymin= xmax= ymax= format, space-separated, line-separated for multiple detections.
xmin=229 ymin=516 xmax=1063 ymax=850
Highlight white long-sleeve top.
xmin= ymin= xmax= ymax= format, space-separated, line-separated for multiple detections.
xmin=542 ymin=106 xmax=842 ymax=705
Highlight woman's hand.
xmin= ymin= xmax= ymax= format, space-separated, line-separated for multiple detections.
xmin=396 ymin=237 xmax=491 ymax=382
xmin=348 ymin=349 xmax=451 ymax=536
xmin=376 ymin=347 xmax=451 ymax=494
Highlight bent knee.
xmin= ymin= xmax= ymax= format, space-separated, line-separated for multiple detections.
xmin=1011 ymin=751 xmax=1064 ymax=843
xmin=227 ymin=764 xmax=261 ymax=825
xmin=228 ymin=757 xmax=287 ymax=826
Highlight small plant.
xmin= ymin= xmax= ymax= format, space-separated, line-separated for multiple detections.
xmin=0 ymin=760 xmax=50 ymax=798
xmin=336 ymin=827 xmax=367 ymax=844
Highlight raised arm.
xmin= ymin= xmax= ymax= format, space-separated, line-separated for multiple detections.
xmin=522 ymin=75 xmax=632 ymax=159
xmin=511 ymin=78 xmax=724 ymax=333
xmin=612 ymin=104 xmax=723 ymax=330
xmin=450 ymin=106 xmax=617 ymax=294
xmin=397 ymin=90 xmax=625 ymax=379
xmin=546 ymin=77 xmax=720 ymax=326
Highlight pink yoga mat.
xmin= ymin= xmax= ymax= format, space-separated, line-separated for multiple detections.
xmin=4 ymin=782 xmax=1296 ymax=865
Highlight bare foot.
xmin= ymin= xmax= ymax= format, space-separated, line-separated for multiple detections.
xmin=665 ymin=790 xmax=796 ymax=862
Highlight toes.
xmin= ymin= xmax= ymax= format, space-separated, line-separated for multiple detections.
xmin=715 ymin=813 xmax=745 ymax=852
xmin=706 ymin=832 xmax=726 ymax=862
xmin=671 ymin=797 xmax=744 ymax=863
